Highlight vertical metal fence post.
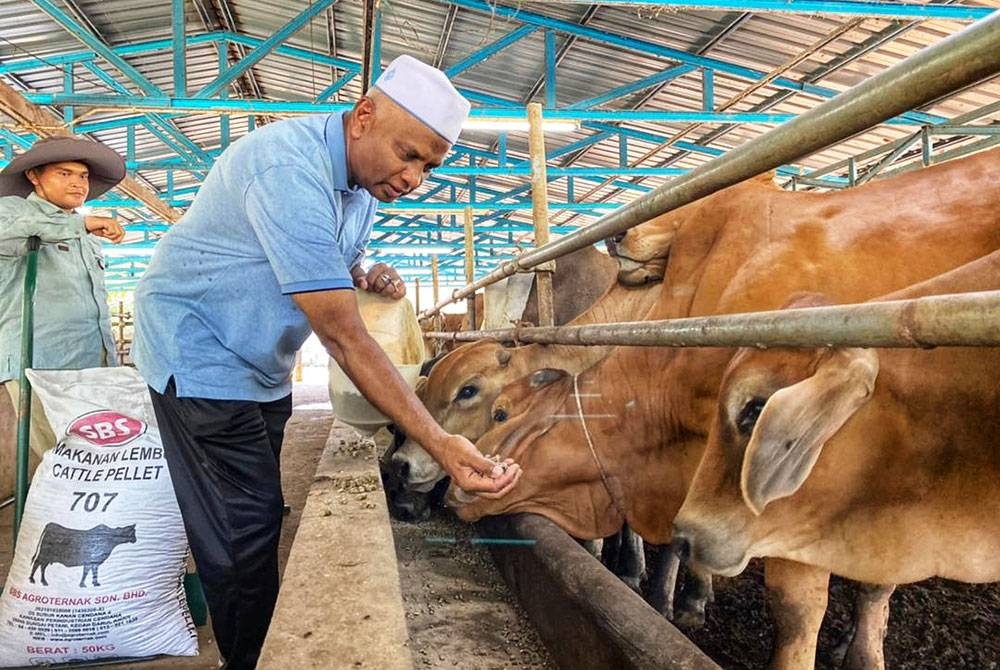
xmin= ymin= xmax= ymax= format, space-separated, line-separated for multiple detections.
xmin=14 ymin=235 xmax=40 ymax=546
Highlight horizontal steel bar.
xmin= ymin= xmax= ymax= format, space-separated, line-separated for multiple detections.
xmin=520 ymin=1 xmax=994 ymax=21
xmin=419 ymin=11 xmax=1000 ymax=318
xmin=20 ymin=93 xmax=890 ymax=125
xmin=425 ymin=291 xmax=1000 ymax=349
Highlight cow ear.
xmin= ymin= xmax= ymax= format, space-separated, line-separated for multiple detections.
xmin=529 ymin=368 xmax=567 ymax=389
xmin=740 ymin=348 xmax=879 ymax=515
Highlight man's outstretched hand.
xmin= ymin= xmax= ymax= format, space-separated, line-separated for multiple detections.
xmin=437 ymin=433 xmax=521 ymax=499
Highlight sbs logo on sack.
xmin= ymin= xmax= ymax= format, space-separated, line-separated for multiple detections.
xmin=68 ymin=411 xmax=147 ymax=447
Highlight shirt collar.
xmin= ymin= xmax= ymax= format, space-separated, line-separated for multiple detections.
xmin=325 ymin=112 xmax=364 ymax=195
xmin=26 ymin=191 xmax=73 ymax=214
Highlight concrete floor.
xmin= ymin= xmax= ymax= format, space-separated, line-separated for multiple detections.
xmin=0 ymin=378 xmax=333 ymax=669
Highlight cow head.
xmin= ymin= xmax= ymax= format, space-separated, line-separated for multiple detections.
xmin=119 ymin=524 xmax=137 ymax=544
xmin=447 ymin=368 xmax=625 ymax=540
xmin=607 ymin=172 xmax=778 ymax=287
xmin=390 ymin=340 xmax=524 ymax=492
xmin=673 ymin=334 xmax=879 ymax=576
xmin=607 ymin=210 xmax=681 ymax=286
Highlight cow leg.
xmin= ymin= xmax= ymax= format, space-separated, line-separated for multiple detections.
xmin=578 ymin=538 xmax=602 ymax=559
xmin=616 ymin=525 xmax=645 ymax=592
xmin=29 ymin=562 xmax=38 ymax=585
xmin=675 ymin=566 xmax=713 ymax=629
xmin=645 ymin=544 xmax=680 ymax=619
xmin=39 ymin=564 xmax=47 ymax=587
xmin=79 ymin=566 xmax=89 ymax=589
xmin=830 ymin=582 xmax=894 ymax=670
xmin=91 ymin=563 xmax=101 ymax=587
xmin=764 ymin=558 xmax=829 ymax=670
xmin=600 ymin=528 xmax=622 ymax=567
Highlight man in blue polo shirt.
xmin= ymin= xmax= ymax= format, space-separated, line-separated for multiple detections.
xmin=133 ymin=55 xmax=521 ymax=669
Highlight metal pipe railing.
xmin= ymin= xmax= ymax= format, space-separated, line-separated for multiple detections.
xmin=424 ymin=291 xmax=1000 ymax=349
xmin=14 ymin=235 xmax=40 ymax=545
xmin=419 ymin=12 xmax=1000 ymax=319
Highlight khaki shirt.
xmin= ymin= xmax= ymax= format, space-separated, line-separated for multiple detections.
xmin=0 ymin=193 xmax=116 ymax=382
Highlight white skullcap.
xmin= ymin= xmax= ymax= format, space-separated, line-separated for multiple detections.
xmin=373 ymin=55 xmax=471 ymax=145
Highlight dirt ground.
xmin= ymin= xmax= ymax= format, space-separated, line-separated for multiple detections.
xmin=660 ymin=554 xmax=1000 ymax=670
xmin=390 ymin=504 xmax=555 ymax=669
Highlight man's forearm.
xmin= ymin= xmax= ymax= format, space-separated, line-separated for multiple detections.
xmin=0 ymin=209 xmax=86 ymax=254
xmin=323 ymin=330 xmax=447 ymax=453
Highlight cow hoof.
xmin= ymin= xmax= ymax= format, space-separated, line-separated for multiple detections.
xmin=674 ymin=602 xmax=707 ymax=629
xmin=28 ymin=577 xmax=35 ymax=584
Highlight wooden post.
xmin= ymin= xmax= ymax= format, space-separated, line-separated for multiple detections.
xmin=431 ymin=255 xmax=440 ymax=305
xmin=414 ymin=277 xmax=421 ymax=314
xmin=464 ymin=206 xmax=477 ymax=330
xmin=528 ymin=102 xmax=555 ymax=327
xmin=431 ymin=255 xmax=441 ymax=331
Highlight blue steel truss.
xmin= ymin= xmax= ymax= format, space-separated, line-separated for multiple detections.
xmin=0 ymin=0 xmax=995 ymax=291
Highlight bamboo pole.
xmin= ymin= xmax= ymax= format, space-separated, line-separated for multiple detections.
xmin=431 ymin=256 xmax=440 ymax=304
xmin=528 ymin=103 xmax=555 ymax=327
xmin=463 ymin=206 xmax=477 ymax=330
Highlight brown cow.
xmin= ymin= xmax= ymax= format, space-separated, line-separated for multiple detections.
xmin=673 ymin=249 xmax=1000 ymax=669
xmin=392 ymin=279 xmax=661 ymax=494
xmin=447 ymin=148 xmax=1000 ymax=663
xmin=391 ymin=280 xmax=661 ymax=589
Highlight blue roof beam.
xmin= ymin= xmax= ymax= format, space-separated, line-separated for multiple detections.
xmin=566 ymin=65 xmax=697 ymax=110
xmin=194 ymin=0 xmax=337 ymax=99
xmin=445 ymin=25 xmax=539 ymax=78
xmin=32 ymin=0 xmax=164 ymax=96
xmin=507 ymin=1 xmax=994 ymax=21
xmin=173 ymin=0 xmax=186 ymax=96
xmin=28 ymin=93 xmax=934 ymax=127
xmin=439 ymin=0 xmax=945 ymax=126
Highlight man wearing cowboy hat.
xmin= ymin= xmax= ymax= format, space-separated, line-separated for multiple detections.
xmin=132 ymin=55 xmax=521 ymax=669
xmin=0 ymin=136 xmax=127 ymax=493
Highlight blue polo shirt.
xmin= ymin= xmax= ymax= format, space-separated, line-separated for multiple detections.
xmin=133 ymin=113 xmax=378 ymax=401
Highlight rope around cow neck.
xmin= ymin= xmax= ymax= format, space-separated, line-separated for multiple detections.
xmin=572 ymin=373 xmax=629 ymax=521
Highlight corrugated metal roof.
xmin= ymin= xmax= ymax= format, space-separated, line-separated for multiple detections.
xmin=2 ymin=0 xmax=999 ymax=283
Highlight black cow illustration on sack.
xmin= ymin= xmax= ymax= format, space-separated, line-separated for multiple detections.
xmin=29 ymin=523 xmax=137 ymax=588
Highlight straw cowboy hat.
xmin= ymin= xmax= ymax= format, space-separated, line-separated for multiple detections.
xmin=0 ymin=136 xmax=126 ymax=199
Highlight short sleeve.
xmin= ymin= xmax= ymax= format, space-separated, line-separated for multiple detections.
xmin=242 ymin=165 xmax=356 ymax=294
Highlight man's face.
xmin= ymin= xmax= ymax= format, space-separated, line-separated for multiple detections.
xmin=346 ymin=94 xmax=451 ymax=203
xmin=26 ymin=161 xmax=90 ymax=210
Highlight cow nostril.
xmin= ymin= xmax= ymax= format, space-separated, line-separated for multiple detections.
xmin=395 ymin=459 xmax=411 ymax=482
xmin=671 ymin=534 xmax=692 ymax=563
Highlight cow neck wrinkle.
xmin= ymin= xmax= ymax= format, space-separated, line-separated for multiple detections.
xmin=572 ymin=372 xmax=628 ymax=520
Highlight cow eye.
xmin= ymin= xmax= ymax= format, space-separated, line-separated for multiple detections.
xmin=455 ymin=385 xmax=478 ymax=401
xmin=493 ymin=408 xmax=508 ymax=423
xmin=736 ymin=397 xmax=767 ymax=435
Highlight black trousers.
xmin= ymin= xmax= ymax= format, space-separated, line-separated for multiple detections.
xmin=149 ymin=380 xmax=292 ymax=670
